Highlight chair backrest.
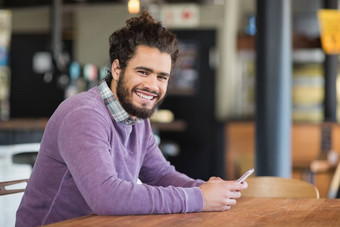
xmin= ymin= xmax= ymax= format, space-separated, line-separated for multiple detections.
xmin=0 ymin=179 xmax=28 ymax=196
xmin=242 ymin=176 xmax=320 ymax=199
xmin=328 ymin=162 xmax=340 ymax=198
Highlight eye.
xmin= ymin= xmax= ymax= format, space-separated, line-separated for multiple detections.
xmin=138 ymin=70 xmax=148 ymax=76
xmin=158 ymin=75 xmax=169 ymax=81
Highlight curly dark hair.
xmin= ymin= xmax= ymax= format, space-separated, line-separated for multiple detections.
xmin=108 ymin=11 xmax=179 ymax=73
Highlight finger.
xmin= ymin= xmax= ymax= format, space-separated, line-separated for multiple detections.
xmin=231 ymin=182 xmax=247 ymax=191
xmin=241 ymin=181 xmax=248 ymax=189
xmin=225 ymin=182 xmax=244 ymax=191
xmin=224 ymin=205 xmax=231 ymax=211
xmin=233 ymin=181 xmax=248 ymax=191
xmin=209 ymin=176 xmax=222 ymax=181
xmin=226 ymin=199 xmax=237 ymax=206
xmin=227 ymin=191 xmax=241 ymax=199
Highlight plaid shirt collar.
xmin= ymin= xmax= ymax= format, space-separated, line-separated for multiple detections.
xmin=98 ymin=79 xmax=141 ymax=125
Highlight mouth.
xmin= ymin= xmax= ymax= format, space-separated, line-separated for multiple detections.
xmin=134 ymin=90 xmax=159 ymax=102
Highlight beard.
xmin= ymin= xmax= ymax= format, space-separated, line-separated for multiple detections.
xmin=116 ymin=71 xmax=166 ymax=119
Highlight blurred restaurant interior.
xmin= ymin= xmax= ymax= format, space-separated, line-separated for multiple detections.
xmin=1 ymin=0 xmax=340 ymax=225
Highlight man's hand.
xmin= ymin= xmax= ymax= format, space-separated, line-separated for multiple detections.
xmin=199 ymin=177 xmax=248 ymax=212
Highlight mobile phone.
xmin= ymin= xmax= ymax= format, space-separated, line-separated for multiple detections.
xmin=237 ymin=168 xmax=254 ymax=183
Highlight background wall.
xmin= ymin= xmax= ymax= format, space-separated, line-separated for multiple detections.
xmin=9 ymin=2 xmax=253 ymax=120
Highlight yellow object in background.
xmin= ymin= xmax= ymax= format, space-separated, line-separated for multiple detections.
xmin=150 ymin=110 xmax=174 ymax=123
xmin=318 ymin=9 xmax=340 ymax=54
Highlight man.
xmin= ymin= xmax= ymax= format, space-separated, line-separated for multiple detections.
xmin=16 ymin=11 xmax=247 ymax=226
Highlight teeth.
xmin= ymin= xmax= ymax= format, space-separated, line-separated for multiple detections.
xmin=136 ymin=92 xmax=153 ymax=100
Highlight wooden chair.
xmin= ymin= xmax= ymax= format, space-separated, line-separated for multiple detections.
xmin=328 ymin=162 xmax=340 ymax=198
xmin=242 ymin=176 xmax=320 ymax=199
xmin=0 ymin=179 xmax=28 ymax=196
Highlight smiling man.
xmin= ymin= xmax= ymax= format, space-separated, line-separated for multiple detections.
xmin=111 ymin=45 xmax=170 ymax=119
xmin=15 ymin=11 xmax=247 ymax=227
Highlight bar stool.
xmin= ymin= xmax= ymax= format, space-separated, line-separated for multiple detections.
xmin=0 ymin=143 xmax=40 ymax=170
xmin=12 ymin=152 xmax=38 ymax=169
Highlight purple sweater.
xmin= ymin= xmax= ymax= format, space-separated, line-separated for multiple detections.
xmin=16 ymin=86 xmax=204 ymax=226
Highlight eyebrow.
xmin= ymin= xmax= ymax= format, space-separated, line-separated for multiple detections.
xmin=134 ymin=66 xmax=170 ymax=78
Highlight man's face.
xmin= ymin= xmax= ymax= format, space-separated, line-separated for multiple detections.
xmin=113 ymin=45 xmax=171 ymax=119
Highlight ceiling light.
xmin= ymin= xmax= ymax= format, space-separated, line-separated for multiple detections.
xmin=128 ymin=0 xmax=140 ymax=14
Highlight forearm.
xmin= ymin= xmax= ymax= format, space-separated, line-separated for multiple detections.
xmin=143 ymin=170 xmax=205 ymax=188
xmin=85 ymin=179 xmax=203 ymax=215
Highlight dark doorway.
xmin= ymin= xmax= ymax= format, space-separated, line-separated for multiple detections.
xmin=160 ymin=29 xmax=225 ymax=180
xmin=9 ymin=34 xmax=71 ymax=118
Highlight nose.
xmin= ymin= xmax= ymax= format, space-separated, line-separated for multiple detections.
xmin=143 ymin=74 xmax=159 ymax=92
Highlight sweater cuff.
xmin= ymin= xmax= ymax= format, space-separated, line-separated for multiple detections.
xmin=183 ymin=187 xmax=204 ymax=213
xmin=194 ymin=179 xmax=205 ymax=187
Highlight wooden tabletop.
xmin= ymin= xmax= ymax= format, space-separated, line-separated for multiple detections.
xmin=45 ymin=197 xmax=340 ymax=227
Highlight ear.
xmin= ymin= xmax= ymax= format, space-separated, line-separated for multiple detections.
xmin=111 ymin=59 xmax=121 ymax=80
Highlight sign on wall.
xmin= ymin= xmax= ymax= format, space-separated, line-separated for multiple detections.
xmin=160 ymin=4 xmax=199 ymax=28
xmin=318 ymin=9 xmax=340 ymax=54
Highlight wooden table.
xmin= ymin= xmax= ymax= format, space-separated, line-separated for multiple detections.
xmin=45 ymin=197 xmax=340 ymax=226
